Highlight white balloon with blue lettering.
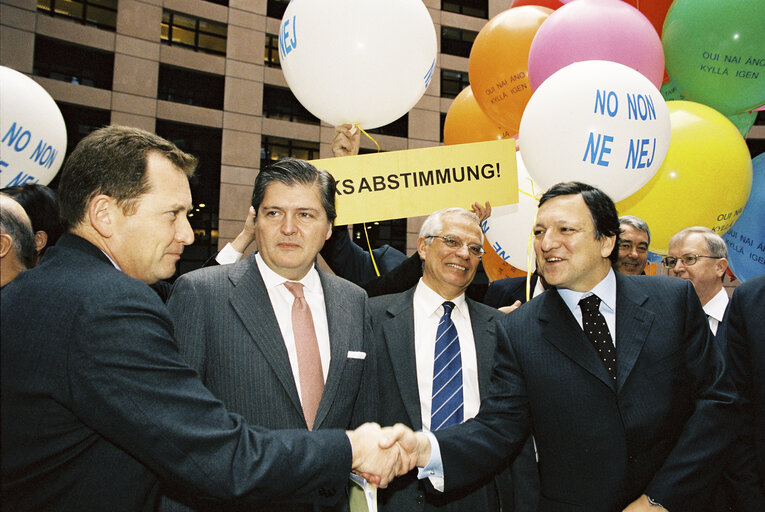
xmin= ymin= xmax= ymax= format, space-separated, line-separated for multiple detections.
xmin=482 ymin=151 xmax=540 ymax=273
xmin=519 ymin=60 xmax=670 ymax=202
xmin=278 ymin=0 xmax=437 ymax=129
xmin=1 ymin=66 xmax=67 ymax=188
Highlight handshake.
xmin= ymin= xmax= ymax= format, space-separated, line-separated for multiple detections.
xmin=345 ymin=423 xmax=431 ymax=487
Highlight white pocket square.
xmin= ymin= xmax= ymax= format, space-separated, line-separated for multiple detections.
xmin=347 ymin=351 xmax=367 ymax=360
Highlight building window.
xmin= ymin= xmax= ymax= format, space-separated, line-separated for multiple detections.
xmin=264 ymin=34 xmax=281 ymax=68
xmin=367 ymin=114 xmax=409 ymax=138
xmin=37 ymin=0 xmax=118 ymax=31
xmin=156 ymin=120 xmax=222 ymax=278
xmin=161 ymin=10 xmax=227 ymax=56
xmin=33 ymin=36 xmax=114 ymax=90
xmin=157 ymin=65 xmax=224 ymax=110
xmin=441 ymin=0 xmax=488 ymax=19
xmin=440 ymin=112 xmax=447 ymax=143
xmin=204 ymin=0 xmax=228 ymax=5
xmin=262 ymin=85 xmax=320 ymax=125
xmin=352 ymin=219 xmax=408 ymax=255
xmin=441 ymin=26 xmax=478 ymax=58
xmin=440 ymin=69 xmax=468 ymax=99
xmin=261 ymin=136 xmax=319 ymax=170
xmin=266 ymin=0 xmax=289 ymax=19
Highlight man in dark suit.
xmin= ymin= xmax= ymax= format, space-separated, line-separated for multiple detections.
xmin=162 ymin=158 xmax=376 ymax=511
xmin=407 ymin=182 xmax=738 ymax=512
xmin=717 ymin=273 xmax=765 ymax=510
xmin=371 ymin=207 xmax=538 ymax=511
xmin=0 ymin=126 xmax=412 ymax=511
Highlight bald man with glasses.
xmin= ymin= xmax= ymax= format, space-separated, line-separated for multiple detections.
xmin=666 ymin=227 xmax=729 ymax=335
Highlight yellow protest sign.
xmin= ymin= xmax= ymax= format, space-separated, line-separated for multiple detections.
xmin=311 ymin=139 xmax=518 ymax=225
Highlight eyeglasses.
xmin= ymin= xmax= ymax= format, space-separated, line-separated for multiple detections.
xmin=427 ymin=235 xmax=484 ymax=257
xmin=663 ymin=254 xmax=722 ymax=268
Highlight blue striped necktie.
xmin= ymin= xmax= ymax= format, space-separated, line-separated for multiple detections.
xmin=431 ymin=301 xmax=464 ymax=430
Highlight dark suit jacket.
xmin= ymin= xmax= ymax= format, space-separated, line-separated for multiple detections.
xmin=320 ymin=226 xmax=408 ymax=284
xmin=434 ymin=273 xmax=738 ymax=512
xmin=162 ymin=255 xmax=375 ymax=511
xmin=370 ymin=287 xmax=519 ymax=511
xmin=718 ymin=274 xmax=765 ymax=511
xmin=0 ymin=234 xmax=352 ymax=512
xmin=483 ymin=273 xmax=540 ymax=308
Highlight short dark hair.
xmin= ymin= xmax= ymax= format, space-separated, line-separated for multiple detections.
xmin=539 ymin=182 xmax=620 ymax=263
xmin=0 ymin=194 xmax=36 ymax=270
xmin=251 ymin=158 xmax=337 ymax=223
xmin=58 ymin=125 xmax=197 ymax=231
xmin=1 ymin=184 xmax=63 ymax=255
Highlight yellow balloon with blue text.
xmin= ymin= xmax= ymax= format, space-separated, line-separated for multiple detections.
xmin=616 ymin=100 xmax=752 ymax=255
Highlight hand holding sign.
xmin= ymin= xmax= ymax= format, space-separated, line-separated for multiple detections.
xmin=0 ymin=67 xmax=67 ymax=188
xmin=519 ymin=60 xmax=670 ymax=202
xmin=278 ymin=0 xmax=436 ymax=129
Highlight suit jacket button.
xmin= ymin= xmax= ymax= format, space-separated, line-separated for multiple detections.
xmin=416 ymin=494 xmax=424 ymax=504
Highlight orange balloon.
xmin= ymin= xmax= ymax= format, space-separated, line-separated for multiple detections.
xmin=468 ymin=6 xmax=552 ymax=132
xmin=481 ymin=238 xmax=527 ymax=282
xmin=444 ymin=86 xmax=516 ymax=145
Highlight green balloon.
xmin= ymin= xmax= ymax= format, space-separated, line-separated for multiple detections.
xmin=662 ymin=0 xmax=765 ymax=115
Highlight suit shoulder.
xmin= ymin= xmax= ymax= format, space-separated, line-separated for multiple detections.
xmin=467 ymin=297 xmax=504 ymax=321
xmin=320 ymin=270 xmax=367 ymax=298
xmin=369 ymin=290 xmax=410 ymax=315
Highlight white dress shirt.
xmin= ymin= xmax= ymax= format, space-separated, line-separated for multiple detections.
xmin=255 ymin=254 xmax=331 ymax=401
xmin=703 ymin=287 xmax=729 ymax=335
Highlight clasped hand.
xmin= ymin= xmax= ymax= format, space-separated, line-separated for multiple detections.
xmin=346 ymin=422 xmax=420 ymax=488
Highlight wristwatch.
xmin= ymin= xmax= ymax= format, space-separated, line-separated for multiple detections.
xmin=646 ymin=495 xmax=665 ymax=509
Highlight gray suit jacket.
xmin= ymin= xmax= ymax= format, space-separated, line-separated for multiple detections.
xmin=161 ymin=255 xmax=375 ymax=511
xmin=371 ymin=287 xmax=535 ymax=512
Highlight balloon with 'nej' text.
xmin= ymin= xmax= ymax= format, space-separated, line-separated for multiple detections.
xmin=0 ymin=66 xmax=67 ymax=188
xmin=616 ymin=100 xmax=753 ymax=255
xmin=468 ymin=6 xmax=552 ymax=134
xmin=723 ymin=152 xmax=765 ymax=283
xmin=519 ymin=60 xmax=670 ymax=202
xmin=278 ymin=0 xmax=437 ymax=130
xmin=528 ymin=0 xmax=665 ymax=91
xmin=444 ymin=86 xmax=516 ymax=146
xmin=662 ymin=0 xmax=765 ymax=115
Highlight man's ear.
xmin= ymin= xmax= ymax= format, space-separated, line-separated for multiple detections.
xmin=715 ymin=257 xmax=729 ymax=278
xmin=88 ymin=195 xmax=117 ymax=238
xmin=324 ymin=222 xmax=332 ymax=241
xmin=34 ymin=231 xmax=48 ymax=253
xmin=417 ymin=237 xmax=429 ymax=260
xmin=600 ymin=235 xmax=617 ymax=259
xmin=0 ymin=232 xmax=12 ymax=258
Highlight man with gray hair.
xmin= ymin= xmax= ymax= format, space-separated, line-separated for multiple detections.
xmin=614 ymin=215 xmax=651 ymax=275
xmin=0 ymin=193 xmax=36 ymax=288
xmin=666 ymin=226 xmax=729 ymax=335
xmin=370 ymin=207 xmax=530 ymax=512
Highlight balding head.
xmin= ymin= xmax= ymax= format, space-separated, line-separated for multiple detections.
xmin=0 ymin=193 xmax=36 ymax=287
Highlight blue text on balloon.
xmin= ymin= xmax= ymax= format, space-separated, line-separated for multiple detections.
xmin=279 ymin=16 xmax=297 ymax=60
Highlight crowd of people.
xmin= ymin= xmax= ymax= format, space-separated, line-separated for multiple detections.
xmin=1 ymin=124 xmax=762 ymax=512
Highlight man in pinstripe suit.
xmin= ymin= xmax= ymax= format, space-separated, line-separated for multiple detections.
xmin=161 ymin=159 xmax=375 ymax=512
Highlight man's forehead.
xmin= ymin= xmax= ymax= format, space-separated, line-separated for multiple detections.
xmin=441 ymin=214 xmax=481 ymax=237
xmin=261 ymin=181 xmax=323 ymax=207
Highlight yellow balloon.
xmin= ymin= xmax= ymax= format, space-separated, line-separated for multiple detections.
xmin=616 ymin=100 xmax=752 ymax=255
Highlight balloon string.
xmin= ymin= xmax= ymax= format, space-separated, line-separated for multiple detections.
xmin=353 ymin=123 xmax=382 ymax=277
xmin=354 ymin=124 xmax=381 ymax=153
xmin=522 ymin=177 xmax=539 ymax=303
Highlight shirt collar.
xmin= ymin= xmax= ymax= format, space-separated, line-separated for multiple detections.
xmin=255 ymin=252 xmax=320 ymax=293
xmin=703 ymin=287 xmax=729 ymax=323
xmin=558 ymin=268 xmax=617 ymax=313
xmin=413 ymin=278 xmax=468 ymax=319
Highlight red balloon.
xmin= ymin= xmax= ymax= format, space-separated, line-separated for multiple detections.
xmin=621 ymin=0 xmax=673 ymax=83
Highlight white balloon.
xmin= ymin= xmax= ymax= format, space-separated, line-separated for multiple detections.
xmin=279 ymin=0 xmax=437 ymax=129
xmin=482 ymin=151 xmax=540 ymax=272
xmin=0 ymin=66 xmax=67 ymax=187
xmin=519 ymin=60 xmax=670 ymax=202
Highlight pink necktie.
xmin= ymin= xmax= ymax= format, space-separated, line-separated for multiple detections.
xmin=284 ymin=281 xmax=324 ymax=430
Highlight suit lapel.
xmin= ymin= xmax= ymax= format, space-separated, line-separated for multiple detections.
xmin=540 ymin=289 xmax=616 ymax=391
xmin=614 ymin=274 xmax=654 ymax=393
xmin=228 ymin=258 xmax=304 ymax=417
xmin=467 ymin=299 xmax=498 ymax=394
xmin=381 ymin=289 xmax=423 ymax=429
xmin=313 ymin=269 xmax=351 ymax=429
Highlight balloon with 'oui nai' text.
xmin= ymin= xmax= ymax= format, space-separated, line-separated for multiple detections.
xmin=1 ymin=66 xmax=67 ymax=188
xmin=278 ymin=0 xmax=437 ymax=129
xmin=519 ymin=60 xmax=670 ymax=202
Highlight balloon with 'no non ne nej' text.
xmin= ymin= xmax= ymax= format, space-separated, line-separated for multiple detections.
xmin=278 ymin=0 xmax=437 ymax=130
xmin=1 ymin=66 xmax=67 ymax=188
xmin=519 ymin=60 xmax=670 ymax=202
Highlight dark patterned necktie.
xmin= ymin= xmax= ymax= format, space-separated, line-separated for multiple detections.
xmin=431 ymin=301 xmax=464 ymax=430
xmin=578 ymin=294 xmax=617 ymax=382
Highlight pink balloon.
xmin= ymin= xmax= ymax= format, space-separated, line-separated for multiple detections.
xmin=528 ymin=0 xmax=664 ymax=90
